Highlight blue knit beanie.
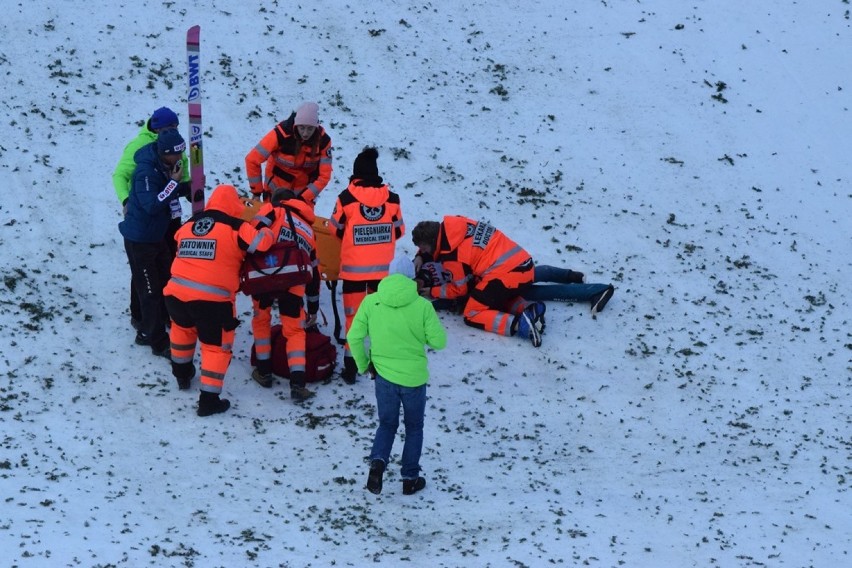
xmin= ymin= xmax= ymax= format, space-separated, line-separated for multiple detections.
xmin=150 ymin=107 xmax=179 ymax=130
xmin=157 ymin=128 xmax=186 ymax=156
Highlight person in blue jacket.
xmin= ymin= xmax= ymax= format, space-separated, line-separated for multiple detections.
xmin=119 ymin=128 xmax=189 ymax=358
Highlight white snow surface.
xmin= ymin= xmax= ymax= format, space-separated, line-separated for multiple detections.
xmin=0 ymin=1 xmax=850 ymax=567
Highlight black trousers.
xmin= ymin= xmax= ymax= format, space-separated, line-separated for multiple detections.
xmin=127 ymin=218 xmax=180 ymax=322
xmin=124 ymin=239 xmax=172 ymax=348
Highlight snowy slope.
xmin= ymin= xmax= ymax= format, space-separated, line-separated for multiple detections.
xmin=0 ymin=1 xmax=849 ymax=567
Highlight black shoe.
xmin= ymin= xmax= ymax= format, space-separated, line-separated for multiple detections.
xmin=402 ymin=477 xmax=426 ymax=495
xmin=366 ymin=459 xmax=385 ymax=494
xmin=251 ymin=368 xmax=274 ymax=388
xmin=197 ymin=391 xmax=230 ymax=417
xmin=590 ymin=285 xmax=615 ymax=316
xmin=290 ymin=385 xmax=315 ymax=402
xmin=151 ymin=340 xmax=171 ymax=359
xmin=568 ymin=270 xmax=585 ymax=284
xmin=134 ymin=331 xmax=150 ymax=346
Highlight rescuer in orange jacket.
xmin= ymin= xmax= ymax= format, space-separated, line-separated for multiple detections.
xmin=163 ymin=184 xmax=276 ymax=417
xmin=329 ymin=147 xmax=405 ymax=383
xmin=249 ymin=188 xmax=321 ymax=402
xmin=245 ymin=101 xmax=333 ymax=206
xmin=411 ymin=216 xmax=546 ymax=347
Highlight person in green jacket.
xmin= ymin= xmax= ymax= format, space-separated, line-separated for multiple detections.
xmin=348 ymin=256 xmax=447 ymax=496
xmin=112 ymin=107 xmax=189 ymax=329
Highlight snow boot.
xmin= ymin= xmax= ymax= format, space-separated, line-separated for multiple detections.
xmin=341 ymin=355 xmax=358 ymax=384
xmin=171 ymin=361 xmax=196 ymax=390
xmin=197 ymin=391 xmax=230 ymax=417
xmin=366 ymin=459 xmax=385 ymax=495
xmin=402 ymin=477 xmax=426 ymax=496
xmin=590 ymin=285 xmax=615 ymax=316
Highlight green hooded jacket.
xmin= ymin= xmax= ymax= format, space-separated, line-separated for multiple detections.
xmin=112 ymin=121 xmax=190 ymax=204
xmin=347 ymin=273 xmax=447 ymax=387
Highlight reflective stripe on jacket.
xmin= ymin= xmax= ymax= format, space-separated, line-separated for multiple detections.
xmin=330 ymin=179 xmax=404 ymax=281
xmin=244 ymin=112 xmax=332 ymax=205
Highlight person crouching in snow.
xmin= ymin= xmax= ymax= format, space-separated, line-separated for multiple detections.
xmin=163 ymin=185 xmax=276 ymax=417
xmin=411 ymin=216 xmax=549 ymax=347
xmin=347 ymin=256 xmax=447 ymax=496
xmin=416 ymin=259 xmax=615 ymax=318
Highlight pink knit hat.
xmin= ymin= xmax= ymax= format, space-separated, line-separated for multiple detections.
xmin=294 ymin=101 xmax=319 ymax=127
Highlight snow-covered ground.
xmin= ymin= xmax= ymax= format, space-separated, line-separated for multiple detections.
xmin=0 ymin=1 xmax=849 ymax=566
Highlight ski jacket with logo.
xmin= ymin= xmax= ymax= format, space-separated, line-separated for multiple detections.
xmin=112 ymin=121 xmax=190 ymax=205
xmin=329 ymin=177 xmax=405 ymax=281
xmin=432 ymin=215 xmax=532 ymax=280
xmin=164 ymin=185 xmax=276 ymax=303
xmin=245 ymin=112 xmax=333 ymax=206
xmin=347 ymin=273 xmax=446 ymax=387
xmin=118 ymin=142 xmax=189 ymax=243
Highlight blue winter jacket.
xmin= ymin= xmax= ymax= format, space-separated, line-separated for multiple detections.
xmin=118 ymin=142 xmax=187 ymax=243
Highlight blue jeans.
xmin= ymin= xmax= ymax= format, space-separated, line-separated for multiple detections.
xmin=370 ymin=375 xmax=427 ymax=480
xmin=524 ymin=265 xmax=611 ymax=303
xmin=431 ymin=265 xmax=610 ymax=309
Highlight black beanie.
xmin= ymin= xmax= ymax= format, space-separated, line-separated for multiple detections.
xmin=352 ymin=147 xmax=379 ymax=179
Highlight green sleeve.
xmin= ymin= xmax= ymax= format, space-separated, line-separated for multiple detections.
xmin=423 ymin=300 xmax=447 ymax=351
xmin=112 ymin=145 xmax=138 ymax=204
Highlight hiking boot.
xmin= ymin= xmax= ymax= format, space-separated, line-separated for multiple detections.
xmin=197 ymin=391 xmax=230 ymax=417
xmin=134 ymin=331 xmax=150 ymax=346
xmin=402 ymin=477 xmax=426 ymax=496
xmin=290 ymin=385 xmax=315 ymax=403
xmin=590 ymin=285 xmax=615 ymax=316
xmin=251 ymin=368 xmax=274 ymax=388
xmin=341 ymin=355 xmax=358 ymax=385
xmin=172 ymin=361 xmax=196 ymax=390
xmin=512 ymin=306 xmax=542 ymax=347
xmin=366 ymin=459 xmax=385 ymax=495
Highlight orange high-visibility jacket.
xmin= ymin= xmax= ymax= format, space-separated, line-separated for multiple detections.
xmin=164 ymin=185 xmax=276 ymax=303
xmin=434 ymin=215 xmax=532 ymax=279
xmin=268 ymin=196 xmax=321 ymax=303
xmin=245 ymin=112 xmax=333 ymax=205
xmin=330 ymin=179 xmax=404 ymax=281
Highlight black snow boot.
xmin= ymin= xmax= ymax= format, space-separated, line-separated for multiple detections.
xmin=289 ymin=371 xmax=315 ymax=402
xmin=402 ymin=477 xmax=426 ymax=496
xmin=171 ymin=361 xmax=196 ymax=390
xmin=341 ymin=355 xmax=358 ymax=385
xmin=366 ymin=459 xmax=385 ymax=495
xmin=197 ymin=391 xmax=230 ymax=417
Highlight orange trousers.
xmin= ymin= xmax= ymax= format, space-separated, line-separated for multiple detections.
xmin=166 ymin=297 xmax=238 ymax=394
xmin=462 ymin=270 xmax=534 ymax=336
xmin=251 ymin=285 xmax=307 ymax=374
